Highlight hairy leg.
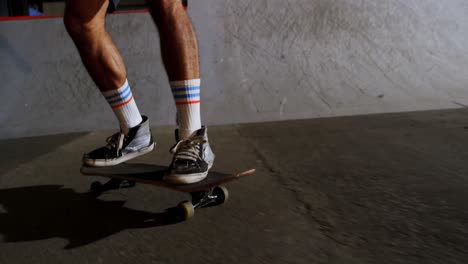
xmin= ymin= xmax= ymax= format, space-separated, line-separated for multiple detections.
xmin=64 ymin=0 xmax=126 ymax=91
xmin=64 ymin=0 xmax=143 ymax=135
xmin=147 ymin=0 xmax=202 ymax=140
xmin=147 ymin=0 xmax=200 ymax=81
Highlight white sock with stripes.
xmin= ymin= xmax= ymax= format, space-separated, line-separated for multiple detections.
xmin=170 ymin=79 xmax=202 ymax=140
xmin=102 ymin=79 xmax=143 ymax=135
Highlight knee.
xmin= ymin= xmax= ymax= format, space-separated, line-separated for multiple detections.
xmin=63 ymin=14 xmax=102 ymax=41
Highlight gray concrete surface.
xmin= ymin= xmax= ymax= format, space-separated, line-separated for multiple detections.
xmin=1 ymin=109 xmax=468 ymax=263
xmin=2 ymin=0 xmax=468 ymax=139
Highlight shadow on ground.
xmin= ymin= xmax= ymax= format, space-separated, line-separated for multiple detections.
xmin=0 ymin=132 xmax=89 ymax=176
xmin=0 ymin=185 xmax=181 ymax=249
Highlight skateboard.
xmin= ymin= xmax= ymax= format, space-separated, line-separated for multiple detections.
xmin=80 ymin=163 xmax=255 ymax=220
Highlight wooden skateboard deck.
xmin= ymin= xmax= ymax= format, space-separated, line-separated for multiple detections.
xmin=80 ymin=163 xmax=255 ymax=193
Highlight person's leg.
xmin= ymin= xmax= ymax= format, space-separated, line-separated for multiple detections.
xmin=147 ymin=0 xmax=201 ymax=140
xmin=64 ymin=0 xmax=142 ymax=134
xmin=147 ymin=0 xmax=214 ymax=183
xmin=64 ymin=0 xmax=153 ymax=167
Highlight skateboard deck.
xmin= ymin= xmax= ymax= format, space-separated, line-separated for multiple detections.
xmin=80 ymin=163 xmax=255 ymax=193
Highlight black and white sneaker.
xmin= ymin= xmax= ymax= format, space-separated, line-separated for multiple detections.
xmin=166 ymin=126 xmax=215 ymax=184
xmin=82 ymin=116 xmax=155 ymax=167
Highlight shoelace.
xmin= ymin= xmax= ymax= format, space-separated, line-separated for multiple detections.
xmin=170 ymin=136 xmax=207 ymax=162
xmin=105 ymin=132 xmax=125 ymax=150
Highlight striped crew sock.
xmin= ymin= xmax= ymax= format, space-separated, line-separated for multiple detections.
xmin=170 ymin=79 xmax=202 ymax=140
xmin=102 ymin=79 xmax=143 ymax=135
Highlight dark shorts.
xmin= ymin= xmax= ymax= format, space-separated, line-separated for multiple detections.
xmin=107 ymin=0 xmax=120 ymax=13
xmin=108 ymin=0 xmax=188 ymax=13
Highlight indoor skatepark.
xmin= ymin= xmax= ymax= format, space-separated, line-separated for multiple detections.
xmin=1 ymin=0 xmax=468 ymax=263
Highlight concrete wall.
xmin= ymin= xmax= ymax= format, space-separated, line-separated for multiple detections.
xmin=1 ymin=0 xmax=468 ymax=139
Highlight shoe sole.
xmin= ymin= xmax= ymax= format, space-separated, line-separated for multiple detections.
xmin=83 ymin=142 xmax=155 ymax=167
xmin=164 ymin=163 xmax=213 ymax=184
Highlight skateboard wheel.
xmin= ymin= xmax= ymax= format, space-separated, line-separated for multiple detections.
xmin=121 ymin=180 xmax=136 ymax=188
xmin=213 ymin=185 xmax=229 ymax=205
xmin=177 ymin=200 xmax=195 ymax=220
xmin=90 ymin=181 xmax=102 ymax=192
xmin=128 ymin=180 xmax=136 ymax=187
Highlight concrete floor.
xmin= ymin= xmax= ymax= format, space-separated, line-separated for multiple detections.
xmin=1 ymin=108 xmax=468 ymax=263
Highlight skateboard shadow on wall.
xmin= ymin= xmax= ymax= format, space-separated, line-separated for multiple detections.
xmin=0 ymin=185 xmax=183 ymax=249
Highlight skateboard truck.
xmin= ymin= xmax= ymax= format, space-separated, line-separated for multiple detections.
xmin=190 ymin=185 xmax=229 ymax=209
xmin=89 ymin=178 xmax=136 ymax=193
xmin=167 ymin=186 xmax=230 ymax=220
